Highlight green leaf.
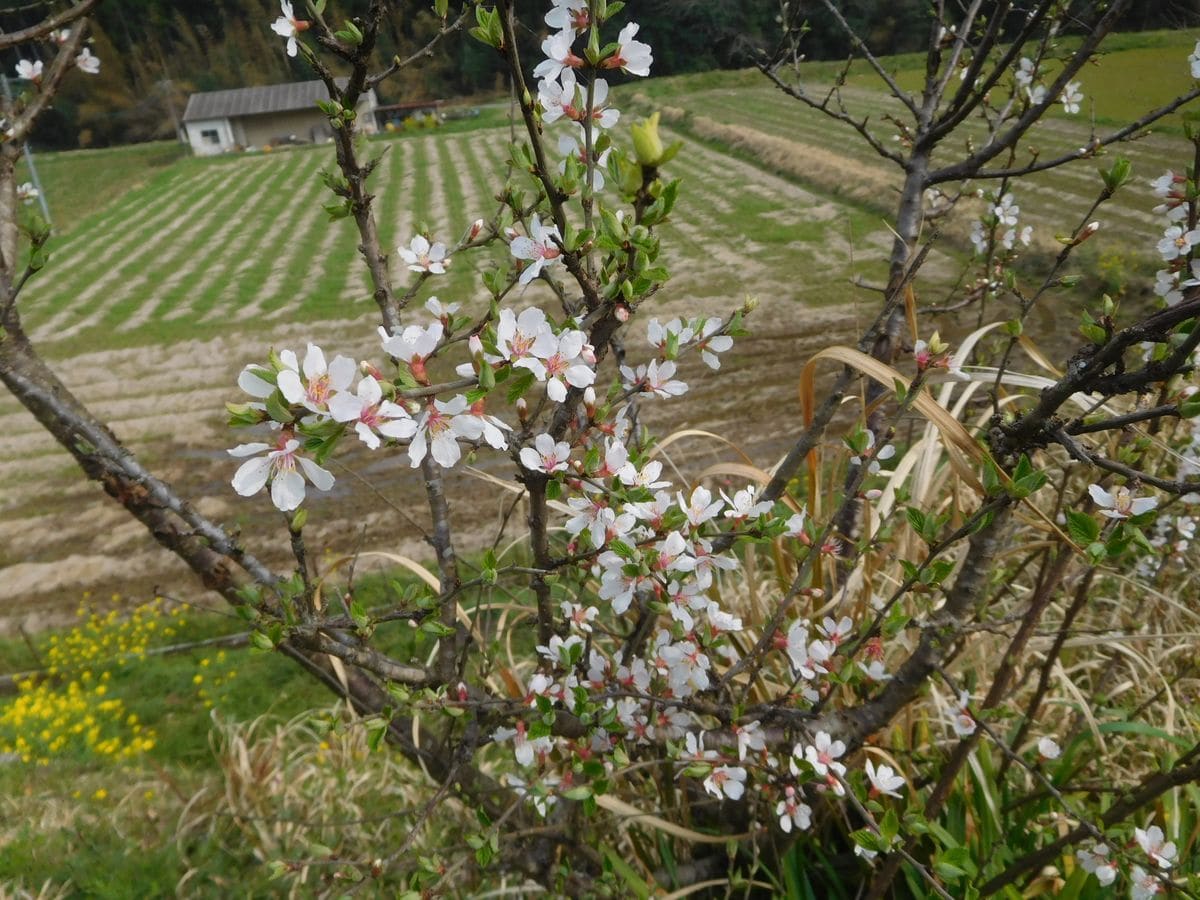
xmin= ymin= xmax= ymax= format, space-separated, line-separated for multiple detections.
xmin=1065 ymin=509 xmax=1100 ymax=545
xmin=604 ymin=849 xmax=650 ymax=900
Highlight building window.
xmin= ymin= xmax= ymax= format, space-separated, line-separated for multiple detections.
xmin=200 ymin=129 xmax=219 ymax=145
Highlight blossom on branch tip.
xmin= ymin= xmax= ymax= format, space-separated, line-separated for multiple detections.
xmin=533 ymin=29 xmax=583 ymax=83
xmin=1076 ymin=843 xmax=1117 ymax=886
xmin=379 ymin=321 xmax=442 ymax=383
xmin=951 ymin=690 xmax=976 ymax=737
xmin=75 ymin=47 xmax=100 ymax=75
xmin=1157 ymin=224 xmax=1200 ymax=262
xmin=329 ymin=376 xmax=416 ymax=450
xmin=277 ymin=343 xmax=356 ymax=415
xmin=520 ymin=433 xmax=571 ymax=474
xmin=703 ymin=765 xmax=746 ymax=801
xmin=1190 ymin=40 xmax=1200 ymax=79
xmin=545 ymin=0 xmax=589 ymax=34
xmin=15 ymin=59 xmax=43 ymax=82
xmin=510 ymin=214 xmax=563 ymax=285
xmin=776 ymin=786 xmax=812 ymax=833
xmin=1088 ymin=483 xmax=1157 ymax=519
xmin=228 ymin=433 xmax=334 ymax=512
xmin=621 ymin=359 xmax=688 ymax=398
xmin=16 ymin=182 xmax=38 ymax=205
xmin=1135 ymin=825 xmax=1177 ymax=869
xmin=398 ymin=235 xmax=450 ymax=274
xmin=604 ymin=23 xmax=653 ymax=77
xmin=408 ymin=396 xmax=474 ymax=469
xmin=864 ymin=759 xmax=905 ymax=797
xmin=542 ymin=329 xmax=595 ymax=402
xmin=271 ymin=0 xmax=308 ymax=58
xmin=1037 ymin=736 xmax=1061 ymax=760
xmin=802 ymin=731 xmax=846 ymax=778
xmin=1130 ymin=866 xmax=1164 ymax=899
xmin=1059 ymin=81 xmax=1083 ymax=114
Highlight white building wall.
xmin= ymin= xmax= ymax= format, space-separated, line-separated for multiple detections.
xmin=184 ymin=118 xmax=235 ymax=156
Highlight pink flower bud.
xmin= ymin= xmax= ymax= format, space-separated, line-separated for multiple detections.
xmin=863 ymin=489 xmax=883 ymax=501
xmin=468 ymin=334 xmax=483 ymax=357
xmin=614 ymin=304 xmax=630 ymax=323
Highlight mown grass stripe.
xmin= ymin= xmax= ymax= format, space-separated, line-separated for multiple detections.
xmin=27 ymin=163 xmax=264 ymax=340
xmin=21 ymin=167 xmax=220 ymax=333
xmin=71 ymin=157 xmax=287 ymax=338
xmin=124 ymin=152 xmax=309 ymax=330
xmin=189 ymin=151 xmax=331 ymax=324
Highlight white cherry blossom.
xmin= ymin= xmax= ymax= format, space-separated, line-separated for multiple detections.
xmin=496 ymin=306 xmax=557 ymax=377
xmin=75 ymin=47 xmax=100 ymax=75
xmin=520 ymin=433 xmax=571 ymax=473
xmin=15 ymin=59 xmax=42 ymax=81
xmin=545 ymin=0 xmax=588 ymax=34
xmin=1076 ymin=843 xmax=1118 ymax=886
xmin=511 ymin=214 xmax=563 ymax=285
xmin=776 ymin=786 xmax=812 ymax=833
xmin=329 ymin=376 xmax=416 ymax=450
xmin=542 ymin=329 xmax=595 ymax=401
xmin=408 ymin=395 xmax=474 ymax=468
xmin=864 ymin=759 xmax=905 ymax=797
xmin=1130 ymin=865 xmax=1163 ymax=899
xmin=803 ymin=731 xmax=847 ymax=778
xmin=1135 ymin=825 xmax=1177 ymax=868
xmin=697 ymin=318 xmax=734 ymax=369
xmin=621 ymin=359 xmax=688 ymax=398
xmin=534 ymin=29 xmax=583 ymax=83
xmin=679 ymin=485 xmax=723 ymax=528
xmin=1157 ymin=224 xmax=1200 ymax=262
xmin=703 ymin=765 xmax=746 ymax=800
xmin=721 ymin=486 xmax=773 ymax=521
xmin=229 ymin=433 xmax=334 ymax=512
xmin=277 ymin=343 xmax=356 ymax=415
xmin=1088 ymin=483 xmax=1157 ymax=519
xmin=993 ymin=193 xmax=1020 ymax=226
xmin=605 ymin=23 xmax=653 ymax=77
xmin=1037 ymin=736 xmax=1061 ymax=760
xmin=16 ymin=182 xmax=38 ymax=205
xmin=1190 ymin=39 xmax=1200 ymax=79
xmin=951 ymin=690 xmax=977 ymax=737
xmin=380 ymin=321 xmax=443 ymax=381
xmin=398 ymin=235 xmax=450 ymax=274
xmin=1059 ymin=81 xmax=1083 ymax=114
xmin=1014 ymin=57 xmax=1036 ymax=87
xmin=271 ymin=0 xmax=307 ymax=57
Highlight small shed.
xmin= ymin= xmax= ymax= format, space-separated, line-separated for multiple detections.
xmin=181 ymin=79 xmax=378 ymax=155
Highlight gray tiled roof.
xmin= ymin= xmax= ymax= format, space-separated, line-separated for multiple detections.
xmin=182 ymin=79 xmax=349 ymax=122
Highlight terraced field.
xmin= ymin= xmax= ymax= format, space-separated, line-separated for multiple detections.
xmin=7 ymin=36 xmax=1198 ymax=628
xmin=0 ymin=121 xmax=893 ymax=629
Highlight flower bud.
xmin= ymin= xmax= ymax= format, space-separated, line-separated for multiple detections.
xmin=631 ymin=112 xmax=665 ymax=167
xmin=583 ymin=386 xmax=596 ymax=417
xmin=467 ymin=218 xmax=484 ymax=242
xmin=516 ymin=398 xmax=529 ymax=424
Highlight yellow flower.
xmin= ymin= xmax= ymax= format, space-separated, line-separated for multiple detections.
xmin=93 ymin=788 xmax=107 ymax=801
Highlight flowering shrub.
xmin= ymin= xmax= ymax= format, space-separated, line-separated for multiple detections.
xmin=2 ymin=1 xmax=1200 ymax=896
